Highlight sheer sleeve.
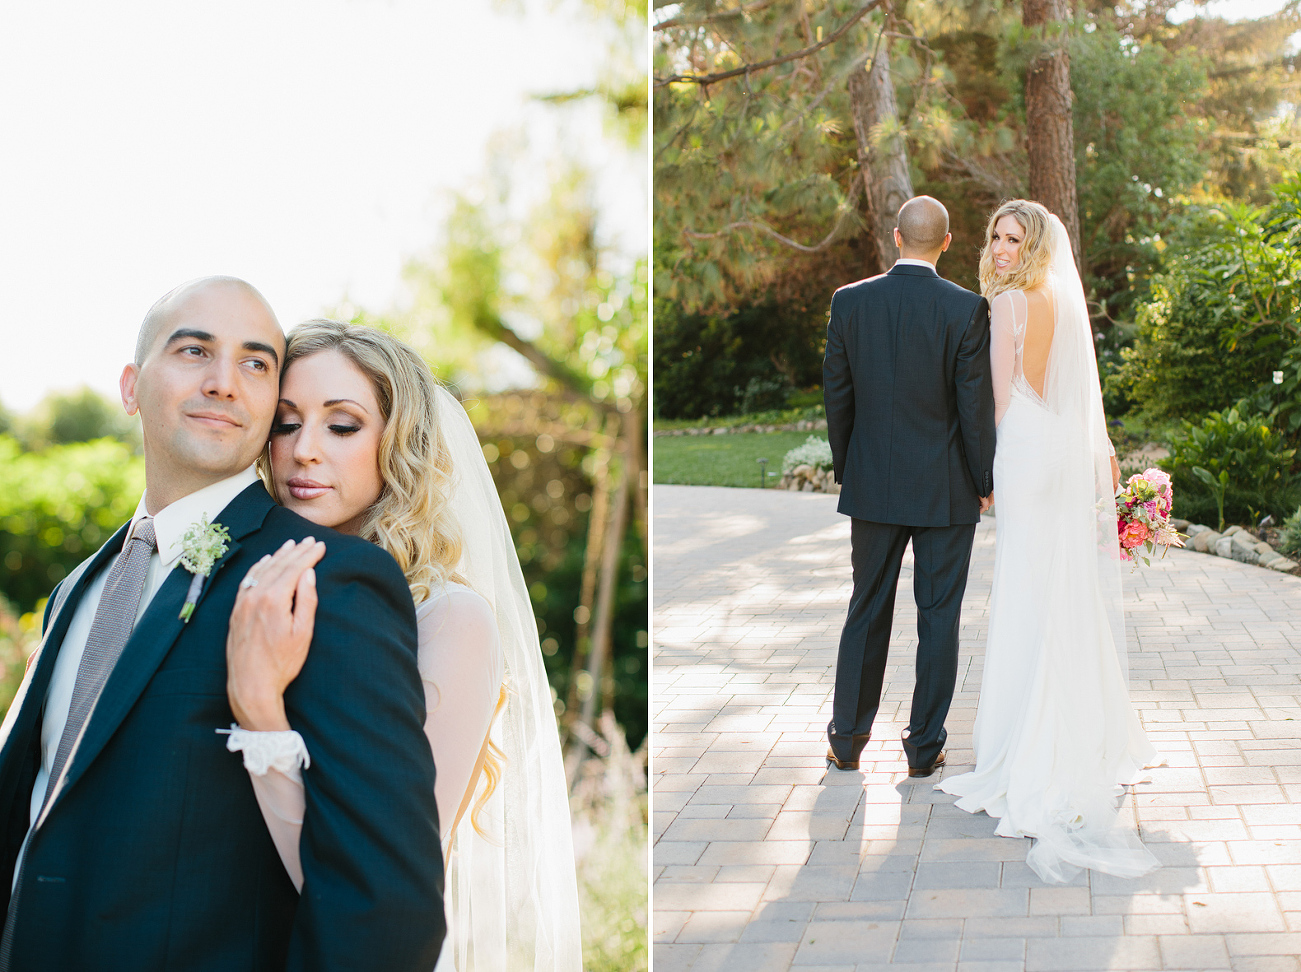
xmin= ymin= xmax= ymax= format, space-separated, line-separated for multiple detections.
xmin=248 ymin=764 xmax=307 ymax=890
xmin=989 ymin=291 xmax=1018 ymax=427
xmin=242 ymin=585 xmax=503 ymax=893
xmin=418 ymin=586 xmax=504 ymax=830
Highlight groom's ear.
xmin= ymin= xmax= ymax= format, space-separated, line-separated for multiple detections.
xmin=941 ymin=232 xmax=952 ymax=252
xmin=120 ymin=363 xmax=140 ymax=417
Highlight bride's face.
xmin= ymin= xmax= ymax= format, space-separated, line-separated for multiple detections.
xmin=269 ymin=349 xmax=386 ymax=535
xmin=990 ymin=215 xmax=1025 ymax=275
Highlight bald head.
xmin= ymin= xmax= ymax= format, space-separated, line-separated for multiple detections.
xmin=136 ymin=276 xmax=281 ymax=366
xmin=896 ymin=196 xmax=950 ymax=255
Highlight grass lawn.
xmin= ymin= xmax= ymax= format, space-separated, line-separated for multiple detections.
xmin=653 ymin=431 xmax=821 ymax=488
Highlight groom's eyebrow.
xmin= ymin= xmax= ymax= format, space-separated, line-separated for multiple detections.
xmin=243 ymin=340 xmax=279 ymax=366
xmin=161 ymin=329 xmax=279 ymax=366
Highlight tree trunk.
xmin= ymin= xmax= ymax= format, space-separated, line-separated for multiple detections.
xmin=1023 ymin=0 xmax=1082 ymax=277
xmin=847 ymin=7 xmax=914 ymax=275
xmin=564 ymin=427 xmax=631 ymax=784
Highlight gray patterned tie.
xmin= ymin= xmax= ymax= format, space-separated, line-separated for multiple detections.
xmin=0 ymin=516 xmax=156 ymax=970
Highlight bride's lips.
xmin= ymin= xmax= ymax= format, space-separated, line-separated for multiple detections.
xmin=286 ymin=477 xmax=331 ymax=501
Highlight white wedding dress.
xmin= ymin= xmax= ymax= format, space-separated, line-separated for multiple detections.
xmin=937 ymin=217 xmax=1161 ymax=884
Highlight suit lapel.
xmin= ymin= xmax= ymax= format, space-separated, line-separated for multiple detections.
xmin=38 ymin=483 xmax=275 ymax=823
xmin=0 ymin=525 xmax=130 ymax=809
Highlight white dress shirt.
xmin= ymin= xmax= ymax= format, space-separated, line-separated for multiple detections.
xmin=894 ymin=257 xmax=938 ymax=270
xmin=17 ymin=466 xmax=259 ymax=884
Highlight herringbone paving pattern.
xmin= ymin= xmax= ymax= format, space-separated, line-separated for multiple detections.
xmin=652 ymin=485 xmax=1301 ymax=972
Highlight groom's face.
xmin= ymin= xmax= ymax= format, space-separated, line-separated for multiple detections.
xmin=122 ymin=282 xmax=284 ymax=494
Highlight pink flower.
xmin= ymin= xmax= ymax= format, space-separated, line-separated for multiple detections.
xmin=1143 ymin=468 xmax=1172 ymax=490
xmin=1121 ymin=521 xmax=1150 ymax=549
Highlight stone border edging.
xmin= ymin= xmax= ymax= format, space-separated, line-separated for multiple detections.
xmin=1177 ymin=521 xmax=1299 ymax=573
xmin=653 ymin=419 xmax=828 ymax=437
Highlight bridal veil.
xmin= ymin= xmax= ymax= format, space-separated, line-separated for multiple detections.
xmin=434 ymin=385 xmax=582 ymax=971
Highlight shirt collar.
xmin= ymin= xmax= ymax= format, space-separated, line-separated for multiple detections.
xmin=129 ymin=466 xmax=260 ymax=567
xmin=894 ymin=257 xmax=938 ymax=270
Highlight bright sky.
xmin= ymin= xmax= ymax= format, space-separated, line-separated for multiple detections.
xmin=0 ymin=0 xmax=644 ymax=412
xmin=1170 ymin=0 xmax=1298 ymax=28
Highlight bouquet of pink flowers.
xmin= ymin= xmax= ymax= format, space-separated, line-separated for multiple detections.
xmin=1116 ymin=468 xmax=1186 ymax=567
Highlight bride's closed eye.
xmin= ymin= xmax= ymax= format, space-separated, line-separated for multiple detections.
xmin=271 ymin=422 xmax=301 ymax=436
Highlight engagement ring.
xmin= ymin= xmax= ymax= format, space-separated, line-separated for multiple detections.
xmin=239 ymin=577 xmax=259 ymax=591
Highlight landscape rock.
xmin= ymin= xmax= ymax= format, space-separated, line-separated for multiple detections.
xmin=1215 ymin=536 xmax=1234 ymax=558
xmin=800 ymin=481 xmax=815 ymax=492
xmin=1255 ymin=541 xmax=1276 ymax=557
xmin=1268 ymin=557 xmax=1298 ymax=572
xmin=1192 ymin=530 xmax=1221 ymax=553
xmin=1223 ymin=525 xmax=1243 ymax=538
xmin=1229 ymin=533 xmax=1261 ymax=565
xmin=1171 ymin=519 xmax=1192 ymax=531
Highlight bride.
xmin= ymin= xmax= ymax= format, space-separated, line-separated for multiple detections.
xmin=221 ymin=319 xmax=582 ymax=969
xmin=936 ymin=201 xmax=1161 ymax=884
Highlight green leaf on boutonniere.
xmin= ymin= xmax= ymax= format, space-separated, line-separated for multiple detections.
xmin=178 ymin=516 xmax=231 ymax=622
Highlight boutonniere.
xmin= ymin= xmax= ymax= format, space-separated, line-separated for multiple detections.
xmin=178 ymin=516 xmax=231 ymax=622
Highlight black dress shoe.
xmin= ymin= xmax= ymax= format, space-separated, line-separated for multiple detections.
xmin=907 ymin=751 xmax=946 ymax=778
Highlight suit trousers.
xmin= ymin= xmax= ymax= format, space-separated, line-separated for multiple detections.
xmin=829 ymin=518 xmax=977 ymax=768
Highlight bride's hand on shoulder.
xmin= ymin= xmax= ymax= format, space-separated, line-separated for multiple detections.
xmin=226 ymin=538 xmax=326 ymax=731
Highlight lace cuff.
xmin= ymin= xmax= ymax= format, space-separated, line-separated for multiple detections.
xmin=217 ymin=724 xmax=312 ymax=778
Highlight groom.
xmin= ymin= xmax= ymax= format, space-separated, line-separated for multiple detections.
xmin=823 ymin=196 xmax=996 ymax=777
xmin=0 ymin=278 xmax=443 ymax=970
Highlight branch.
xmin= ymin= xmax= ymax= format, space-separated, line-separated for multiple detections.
xmin=683 ymin=179 xmax=862 ymax=252
xmin=654 ymin=0 xmax=783 ymax=31
xmin=471 ymin=313 xmax=618 ymax=415
xmin=654 ymin=0 xmax=882 ymax=88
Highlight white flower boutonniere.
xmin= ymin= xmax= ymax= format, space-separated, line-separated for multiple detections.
xmin=178 ymin=516 xmax=231 ymax=622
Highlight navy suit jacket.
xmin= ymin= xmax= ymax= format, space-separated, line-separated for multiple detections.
xmin=823 ymin=263 xmax=996 ymax=527
xmin=0 ymin=482 xmax=444 ymax=971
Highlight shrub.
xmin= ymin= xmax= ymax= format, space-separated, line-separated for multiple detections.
xmin=1158 ymin=406 xmax=1298 ymax=527
xmin=1114 ymin=183 xmax=1301 ymax=420
xmin=653 ymin=299 xmax=824 ymax=419
xmin=1279 ymin=505 xmax=1301 ymax=559
xmin=737 ymin=375 xmax=792 ymax=414
xmin=0 ymin=436 xmax=145 ymax=614
xmin=782 ymin=436 xmax=834 ymax=474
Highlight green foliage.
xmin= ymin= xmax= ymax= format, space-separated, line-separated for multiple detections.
xmin=14 ymin=387 xmax=140 ymax=452
xmin=1114 ymin=187 xmax=1301 ymax=419
xmin=782 ymin=435 xmax=834 ymax=474
xmin=653 ymin=300 xmax=823 ymax=419
xmin=0 ymin=436 xmax=145 ymax=615
xmin=1158 ymin=406 xmax=1298 ymax=526
xmin=0 ymin=595 xmax=37 ymax=719
xmin=1067 ymin=26 xmax=1208 ymax=322
xmin=474 ymin=394 xmax=647 ymax=750
xmin=1279 ymin=505 xmax=1301 ymax=559
xmin=569 ymin=715 xmax=647 ymax=972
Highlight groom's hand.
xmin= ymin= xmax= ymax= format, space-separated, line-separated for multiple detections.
xmin=979 ymin=494 xmax=994 ymax=514
xmin=227 ymin=538 xmax=326 ymax=731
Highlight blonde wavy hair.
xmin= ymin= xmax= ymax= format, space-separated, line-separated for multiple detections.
xmin=978 ymin=199 xmax=1056 ymax=300
xmin=258 ymin=319 xmax=465 ymax=601
xmin=258 ymin=320 xmax=506 ymax=836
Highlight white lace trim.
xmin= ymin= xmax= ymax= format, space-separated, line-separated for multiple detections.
xmin=217 ymin=724 xmax=311 ymax=777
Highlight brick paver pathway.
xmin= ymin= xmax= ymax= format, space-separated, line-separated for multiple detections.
xmin=653 ymin=485 xmax=1301 ymax=972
